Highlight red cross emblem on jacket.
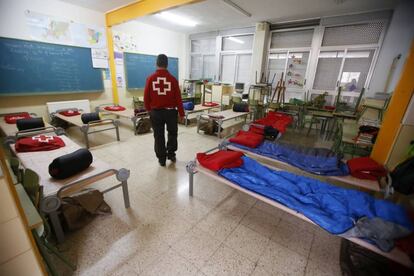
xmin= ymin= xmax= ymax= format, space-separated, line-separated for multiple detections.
xmin=153 ymin=77 xmax=171 ymax=95
xmin=144 ymin=69 xmax=185 ymax=117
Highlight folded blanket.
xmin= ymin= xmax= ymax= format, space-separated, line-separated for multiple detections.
xmin=229 ymin=130 xmax=264 ymax=148
xmin=218 ymin=155 xmax=413 ymax=246
xmin=4 ymin=112 xmax=31 ymax=124
xmin=255 ymin=112 xmax=293 ymax=133
xmin=59 ymin=109 xmax=80 ymax=117
xmin=202 ymin=102 xmax=219 ymax=107
xmin=197 ymin=151 xmax=243 ymax=171
xmin=15 ymin=135 xmax=65 ymax=152
xmin=104 ymin=105 xmax=126 ymax=112
xmin=347 ymin=157 xmax=387 ymax=180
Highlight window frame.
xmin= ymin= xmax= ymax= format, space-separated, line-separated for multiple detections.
xmin=218 ymin=33 xmax=254 ymax=84
xmin=310 ymin=19 xmax=388 ymax=97
xmin=266 ymin=26 xmax=316 ymax=95
xmin=189 ymin=38 xmax=217 ymax=80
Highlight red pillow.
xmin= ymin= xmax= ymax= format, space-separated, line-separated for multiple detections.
xmin=15 ymin=135 xmax=65 ymax=152
xmin=197 ymin=150 xmax=243 ymax=171
xmin=4 ymin=112 xmax=31 ymax=124
xmin=104 ymin=105 xmax=126 ymax=111
xmin=202 ymin=102 xmax=219 ymax=107
xmin=59 ymin=110 xmax=81 ymax=117
xmin=347 ymin=157 xmax=387 ymax=180
xmin=229 ymin=130 xmax=264 ymax=148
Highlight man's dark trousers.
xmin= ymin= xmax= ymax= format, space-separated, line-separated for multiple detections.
xmin=150 ymin=109 xmax=178 ymax=162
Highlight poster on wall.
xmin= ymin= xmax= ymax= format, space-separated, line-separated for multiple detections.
xmin=113 ymin=32 xmax=138 ymax=52
xmin=114 ymin=51 xmax=125 ymax=88
xmin=91 ymin=48 xmax=109 ymax=68
xmin=25 ymin=10 xmax=106 ymax=48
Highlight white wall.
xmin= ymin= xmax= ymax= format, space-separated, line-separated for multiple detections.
xmin=0 ymin=0 xmax=110 ymax=118
xmin=112 ymin=20 xmax=187 ymax=107
xmin=368 ymin=0 xmax=414 ymax=96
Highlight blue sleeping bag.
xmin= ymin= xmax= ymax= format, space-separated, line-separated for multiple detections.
xmin=219 ymin=156 xmax=412 ymax=235
xmin=231 ymin=140 xmax=349 ymax=176
xmin=183 ymin=101 xmax=195 ymax=111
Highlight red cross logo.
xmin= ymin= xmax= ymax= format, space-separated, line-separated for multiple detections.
xmin=153 ymin=77 xmax=171 ymax=95
xmin=32 ymin=135 xmax=54 ymax=143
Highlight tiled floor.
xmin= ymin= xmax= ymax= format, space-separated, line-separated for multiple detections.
xmin=54 ymin=120 xmax=341 ymax=276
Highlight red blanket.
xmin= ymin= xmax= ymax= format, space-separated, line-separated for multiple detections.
xmin=15 ymin=135 xmax=65 ymax=152
xmin=347 ymin=157 xmax=387 ymax=180
xmin=254 ymin=112 xmax=293 ymax=133
xmin=197 ymin=150 xmax=243 ymax=171
xmin=4 ymin=112 xmax=31 ymax=124
xmin=229 ymin=130 xmax=264 ymax=148
xmin=104 ymin=105 xmax=126 ymax=111
xmin=59 ymin=110 xmax=81 ymax=117
xmin=202 ymin=102 xmax=219 ymax=107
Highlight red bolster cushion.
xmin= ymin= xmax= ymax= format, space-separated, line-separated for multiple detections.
xmin=59 ymin=110 xmax=81 ymax=117
xmin=202 ymin=102 xmax=219 ymax=107
xmin=197 ymin=150 xmax=244 ymax=171
xmin=15 ymin=135 xmax=65 ymax=152
xmin=104 ymin=105 xmax=126 ymax=111
xmin=347 ymin=157 xmax=387 ymax=180
xmin=4 ymin=112 xmax=31 ymax=124
xmin=229 ymin=130 xmax=264 ymax=148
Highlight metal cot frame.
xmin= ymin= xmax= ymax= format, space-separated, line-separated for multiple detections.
xmin=186 ymin=147 xmax=413 ymax=268
xmin=96 ymin=103 xmax=149 ymax=135
xmin=52 ymin=108 xmax=120 ymax=148
xmin=10 ymin=128 xmax=130 ymax=243
xmin=196 ymin=110 xmax=253 ymax=138
xmin=184 ymin=104 xmax=221 ymax=127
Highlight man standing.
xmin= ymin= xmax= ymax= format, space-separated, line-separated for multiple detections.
xmin=144 ymin=54 xmax=184 ymax=166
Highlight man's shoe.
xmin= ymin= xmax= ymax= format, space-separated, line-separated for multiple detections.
xmin=168 ymin=156 xmax=176 ymax=163
xmin=159 ymin=159 xmax=166 ymax=166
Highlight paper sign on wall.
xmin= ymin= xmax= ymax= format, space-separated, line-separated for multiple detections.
xmin=91 ymin=48 xmax=108 ymax=68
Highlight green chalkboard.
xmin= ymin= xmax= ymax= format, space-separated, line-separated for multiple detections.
xmin=124 ymin=52 xmax=179 ymax=90
xmin=0 ymin=37 xmax=104 ymax=95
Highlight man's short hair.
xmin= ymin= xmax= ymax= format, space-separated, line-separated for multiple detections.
xmin=156 ymin=54 xmax=168 ymax=68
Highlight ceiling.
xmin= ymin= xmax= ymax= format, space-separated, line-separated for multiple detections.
xmin=59 ymin=0 xmax=137 ymax=13
xmin=60 ymin=0 xmax=398 ymax=33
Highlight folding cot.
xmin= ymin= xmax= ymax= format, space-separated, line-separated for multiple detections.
xmin=47 ymin=100 xmax=120 ymax=148
xmin=183 ymin=103 xmax=221 ymax=126
xmin=196 ymin=109 xmax=252 ymax=138
xmin=186 ymin=149 xmax=414 ymax=268
xmin=97 ymin=103 xmax=149 ymax=134
xmin=10 ymin=127 xmax=130 ymax=243
xmin=0 ymin=112 xmax=54 ymax=141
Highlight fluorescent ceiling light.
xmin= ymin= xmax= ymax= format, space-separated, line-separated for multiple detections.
xmin=155 ymin=11 xmax=197 ymax=27
xmin=222 ymin=0 xmax=251 ymax=17
xmin=227 ymin=36 xmax=245 ymax=44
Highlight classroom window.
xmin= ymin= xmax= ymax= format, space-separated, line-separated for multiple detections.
xmin=220 ymin=53 xmax=252 ymax=85
xmin=270 ymin=29 xmax=314 ymax=49
xmin=313 ymin=49 xmax=375 ymax=92
xmin=322 ymin=22 xmax=385 ymax=46
xmin=190 ymin=38 xmax=216 ymax=80
xmin=340 ymin=50 xmax=375 ymax=92
xmin=313 ymin=51 xmax=345 ymax=91
xmin=222 ymin=35 xmax=254 ymax=51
